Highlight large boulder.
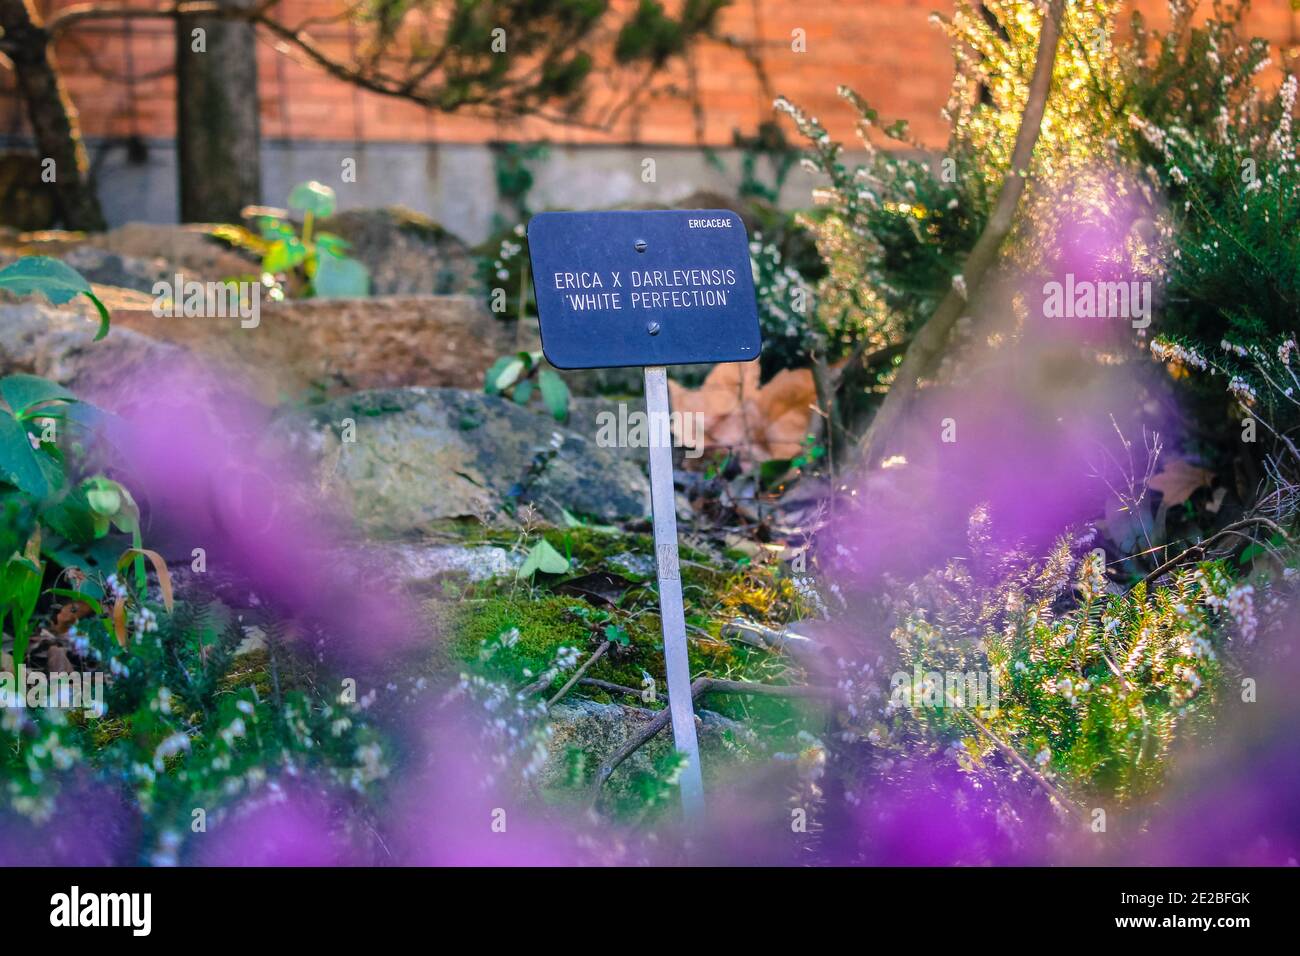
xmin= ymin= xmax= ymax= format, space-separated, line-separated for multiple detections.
xmin=0 ymin=222 xmax=259 ymax=283
xmin=107 ymin=295 xmax=514 ymax=402
xmin=541 ymin=698 xmax=753 ymax=792
xmin=318 ymin=207 xmax=477 ymax=296
xmin=0 ymin=302 xmax=187 ymax=398
xmin=276 ymin=388 xmax=650 ymax=534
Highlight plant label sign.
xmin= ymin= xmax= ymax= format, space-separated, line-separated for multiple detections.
xmin=527 ymin=209 xmax=761 ymax=369
xmin=528 ymin=210 xmax=763 ymax=823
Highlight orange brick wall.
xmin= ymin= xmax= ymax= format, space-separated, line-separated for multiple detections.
xmin=4 ymin=1 xmax=1299 ymax=148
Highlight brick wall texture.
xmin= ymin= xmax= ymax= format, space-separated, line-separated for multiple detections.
xmin=4 ymin=1 xmax=1298 ymax=149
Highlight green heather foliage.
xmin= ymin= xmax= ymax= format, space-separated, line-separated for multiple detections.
xmin=0 ymin=378 xmax=386 ymax=861
xmin=877 ymin=510 xmax=1258 ymax=804
xmin=1 ymin=596 xmax=389 ymax=863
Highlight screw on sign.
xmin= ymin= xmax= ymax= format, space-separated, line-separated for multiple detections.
xmin=527 ymin=210 xmax=762 ymax=820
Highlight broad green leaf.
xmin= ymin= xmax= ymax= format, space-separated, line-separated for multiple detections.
xmin=0 ymin=413 xmax=50 ymax=497
xmin=490 ymin=357 xmax=526 ymax=394
xmin=0 ymin=256 xmax=110 ymax=340
xmin=258 ymin=216 xmax=297 ymax=241
xmin=84 ymin=476 xmax=123 ymax=516
xmin=0 ymin=374 xmax=75 ymax=417
xmin=314 ymin=232 xmax=351 ymax=257
xmin=538 ymin=368 xmax=570 ymax=422
xmin=47 ymin=587 xmax=104 ymax=616
xmin=603 ymin=623 xmax=630 ymax=646
xmin=287 ymin=180 xmax=337 ymax=217
xmin=0 ymin=256 xmax=90 ymax=305
xmin=517 ymin=538 xmax=570 ymax=578
xmin=483 ymin=356 xmax=512 ymax=395
xmin=313 ymin=252 xmax=370 ymax=298
xmin=263 ymin=237 xmax=308 ymax=274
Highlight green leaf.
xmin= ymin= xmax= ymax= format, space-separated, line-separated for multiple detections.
xmin=258 ymin=217 xmax=297 ymax=241
xmin=263 ymin=237 xmax=308 ymax=274
xmin=517 ymin=538 xmax=570 ymax=578
xmin=513 ymin=379 xmax=535 ymax=404
xmin=0 ymin=374 xmax=75 ymax=417
xmin=84 ymin=290 xmax=111 ymax=340
xmin=489 ymin=356 xmax=526 ymax=394
xmin=41 ymin=491 xmax=100 ymax=544
xmin=314 ymin=232 xmax=351 ymax=257
xmin=313 ymin=252 xmax=370 ymax=298
xmin=84 ymin=476 xmax=123 ymax=516
xmin=483 ymin=356 xmax=510 ymax=395
xmin=0 ymin=256 xmax=91 ymax=305
xmin=287 ymin=180 xmax=337 ymax=218
xmin=603 ymin=623 xmax=630 ymax=646
xmin=538 ymin=368 xmax=570 ymax=422
xmin=0 ymin=413 xmax=50 ymax=497
xmin=0 ymin=257 xmax=110 ymax=340
xmin=47 ymin=587 xmax=104 ymax=615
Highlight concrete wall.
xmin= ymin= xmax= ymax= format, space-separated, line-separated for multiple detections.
xmin=56 ymin=138 xmax=829 ymax=245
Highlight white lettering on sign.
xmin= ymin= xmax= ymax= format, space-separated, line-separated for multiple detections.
xmin=687 ymin=218 xmax=732 ymax=228
xmin=553 ymin=271 xmax=603 ymax=289
xmin=550 ymin=266 xmax=739 ymax=317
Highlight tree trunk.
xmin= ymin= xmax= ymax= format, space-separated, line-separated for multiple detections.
xmin=854 ymin=0 xmax=1066 ymax=469
xmin=176 ymin=0 xmax=262 ymax=222
xmin=0 ymin=0 xmax=106 ymax=231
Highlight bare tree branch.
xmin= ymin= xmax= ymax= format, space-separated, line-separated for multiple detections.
xmin=855 ymin=0 xmax=1067 ymax=469
xmin=589 ymin=676 xmax=838 ymax=804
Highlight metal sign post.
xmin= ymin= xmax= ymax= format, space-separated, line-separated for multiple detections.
xmin=642 ymin=365 xmax=704 ymax=819
xmin=526 ymin=209 xmax=762 ymax=822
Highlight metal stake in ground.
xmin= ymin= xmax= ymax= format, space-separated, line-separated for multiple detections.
xmin=642 ymin=365 xmax=704 ymax=819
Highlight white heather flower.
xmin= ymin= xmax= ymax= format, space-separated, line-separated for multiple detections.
xmin=1035 ymin=747 xmax=1052 ymax=767
xmin=152 ymin=732 xmax=190 ymax=770
xmin=1228 ymin=376 xmax=1257 ymax=406
xmin=1151 ymin=338 xmax=1207 ymax=370
xmin=220 ymin=717 xmax=247 ymax=746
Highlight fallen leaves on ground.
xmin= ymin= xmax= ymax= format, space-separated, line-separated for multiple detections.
xmin=668 ymin=360 xmax=815 ymax=465
xmin=1149 ymin=457 xmax=1214 ymax=507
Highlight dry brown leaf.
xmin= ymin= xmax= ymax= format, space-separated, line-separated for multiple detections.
xmin=51 ymin=600 xmax=94 ymax=637
xmin=118 ymin=547 xmax=175 ymax=612
xmin=45 ymin=643 xmax=75 ymax=674
xmin=757 ymin=368 xmax=816 ymax=460
xmin=1149 ymin=458 xmax=1214 ymax=507
xmin=668 ymin=361 xmax=816 ymax=464
xmin=112 ymin=596 xmax=128 ymax=648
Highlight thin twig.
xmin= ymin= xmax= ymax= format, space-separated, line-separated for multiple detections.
xmin=588 ymin=676 xmax=837 ymax=804
xmin=1132 ymin=517 xmax=1292 ymax=591
xmin=958 ymin=703 xmax=1078 ymax=819
xmin=579 ymin=677 xmax=646 ymax=699
xmin=545 ymin=641 xmax=610 ymax=709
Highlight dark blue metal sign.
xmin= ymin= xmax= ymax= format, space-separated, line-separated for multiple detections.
xmin=527 ymin=210 xmax=762 ymax=369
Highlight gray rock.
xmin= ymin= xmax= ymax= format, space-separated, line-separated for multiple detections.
xmin=59 ymin=245 xmax=174 ymax=295
xmin=608 ymin=551 xmax=655 ymax=579
xmin=318 ymin=207 xmax=477 ymax=296
xmin=277 ymin=388 xmax=650 ymax=534
xmin=377 ymin=541 xmax=522 ymax=588
xmin=0 ymin=302 xmax=189 ymax=400
xmin=541 ymin=698 xmax=754 ymax=791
